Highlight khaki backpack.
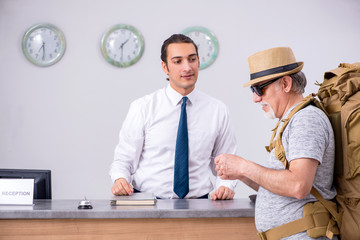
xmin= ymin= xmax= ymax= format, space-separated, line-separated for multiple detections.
xmin=257 ymin=63 xmax=360 ymax=240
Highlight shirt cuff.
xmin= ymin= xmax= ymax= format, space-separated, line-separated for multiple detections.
xmin=216 ymin=178 xmax=237 ymax=190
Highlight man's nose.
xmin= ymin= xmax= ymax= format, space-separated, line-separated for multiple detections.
xmin=183 ymin=60 xmax=192 ymax=70
xmin=253 ymin=92 xmax=262 ymax=103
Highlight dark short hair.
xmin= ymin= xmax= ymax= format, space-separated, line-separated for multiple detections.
xmin=160 ymin=34 xmax=198 ymax=64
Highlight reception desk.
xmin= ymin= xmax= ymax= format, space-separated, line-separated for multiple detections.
xmin=0 ymin=198 xmax=257 ymax=240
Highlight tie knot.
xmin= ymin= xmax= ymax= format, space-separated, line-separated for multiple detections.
xmin=182 ymin=96 xmax=188 ymax=105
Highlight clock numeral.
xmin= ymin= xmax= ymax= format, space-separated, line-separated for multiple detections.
xmin=56 ymin=42 xmax=60 ymax=47
xmin=195 ymin=31 xmax=200 ymax=37
xmin=29 ymin=49 xmax=33 ymax=54
xmin=127 ymin=55 xmax=131 ymax=60
xmin=35 ymin=53 xmax=39 ymax=59
xmin=54 ymin=35 xmax=58 ymax=40
xmin=49 ymin=53 xmax=53 ymax=59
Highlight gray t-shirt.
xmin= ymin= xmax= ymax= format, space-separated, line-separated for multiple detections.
xmin=255 ymin=104 xmax=337 ymax=240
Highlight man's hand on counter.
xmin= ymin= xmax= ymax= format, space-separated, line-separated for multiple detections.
xmin=211 ymin=186 xmax=235 ymax=200
xmin=111 ymin=178 xmax=134 ymax=196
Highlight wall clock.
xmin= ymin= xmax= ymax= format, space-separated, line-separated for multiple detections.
xmin=101 ymin=24 xmax=144 ymax=68
xmin=22 ymin=23 xmax=66 ymax=67
xmin=181 ymin=26 xmax=219 ymax=70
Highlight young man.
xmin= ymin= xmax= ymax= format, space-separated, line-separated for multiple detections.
xmin=109 ymin=34 xmax=237 ymax=200
xmin=215 ymin=47 xmax=337 ymax=239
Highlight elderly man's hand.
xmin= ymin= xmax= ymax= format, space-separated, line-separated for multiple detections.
xmin=215 ymin=154 xmax=244 ymax=180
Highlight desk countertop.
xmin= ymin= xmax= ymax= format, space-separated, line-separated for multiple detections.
xmin=0 ymin=198 xmax=255 ymax=219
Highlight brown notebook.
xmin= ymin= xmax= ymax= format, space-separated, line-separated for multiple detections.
xmin=110 ymin=193 xmax=157 ymax=206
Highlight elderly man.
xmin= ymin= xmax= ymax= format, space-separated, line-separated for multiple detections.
xmin=215 ymin=47 xmax=337 ymax=239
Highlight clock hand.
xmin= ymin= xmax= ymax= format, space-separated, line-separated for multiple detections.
xmin=120 ymin=39 xmax=129 ymax=48
xmin=38 ymin=41 xmax=46 ymax=61
xmin=38 ymin=41 xmax=45 ymax=52
xmin=119 ymin=36 xmax=131 ymax=49
xmin=119 ymin=36 xmax=131 ymax=61
xmin=120 ymin=47 xmax=123 ymax=61
xmin=42 ymin=41 xmax=46 ymax=61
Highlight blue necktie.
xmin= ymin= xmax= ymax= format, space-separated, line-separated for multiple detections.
xmin=174 ymin=96 xmax=189 ymax=199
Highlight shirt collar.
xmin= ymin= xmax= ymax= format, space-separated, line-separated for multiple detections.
xmin=166 ymin=84 xmax=198 ymax=106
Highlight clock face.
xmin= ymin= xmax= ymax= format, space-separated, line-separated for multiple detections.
xmin=101 ymin=24 xmax=144 ymax=68
xmin=181 ymin=27 xmax=219 ymax=70
xmin=22 ymin=23 xmax=66 ymax=67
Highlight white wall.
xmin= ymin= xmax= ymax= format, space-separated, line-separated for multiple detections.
xmin=0 ymin=0 xmax=359 ymax=199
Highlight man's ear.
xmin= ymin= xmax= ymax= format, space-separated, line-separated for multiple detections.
xmin=282 ymin=76 xmax=293 ymax=93
xmin=161 ymin=61 xmax=169 ymax=75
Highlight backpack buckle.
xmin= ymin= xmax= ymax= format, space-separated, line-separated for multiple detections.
xmin=277 ymin=152 xmax=284 ymax=160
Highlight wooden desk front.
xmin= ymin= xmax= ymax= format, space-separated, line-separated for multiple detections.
xmin=0 ymin=199 xmax=257 ymax=240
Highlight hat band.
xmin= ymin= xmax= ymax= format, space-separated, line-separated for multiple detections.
xmin=250 ymin=63 xmax=299 ymax=80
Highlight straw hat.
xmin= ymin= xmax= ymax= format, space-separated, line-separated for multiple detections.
xmin=243 ymin=47 xmax=304 ymax=87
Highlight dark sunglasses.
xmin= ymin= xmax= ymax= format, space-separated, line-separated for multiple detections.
xmin=250 ymin=78 xmax=280 ymax=96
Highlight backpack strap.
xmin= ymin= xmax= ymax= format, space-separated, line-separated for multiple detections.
xmin=265 ymin=94 xmax=317 ymax=169
xmin=310 ymin=187 xmax=342 ymax=228
xmin=257 ymin=211 xmax=334 ymax=240
xmin=258 ymin=187 xmax=341 ymax=240
xmin=265 ymin=121 xmax=279 ymax=153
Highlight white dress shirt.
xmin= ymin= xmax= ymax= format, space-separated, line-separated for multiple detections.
xmin=109 ymin=84 xmax=237 ymax=198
